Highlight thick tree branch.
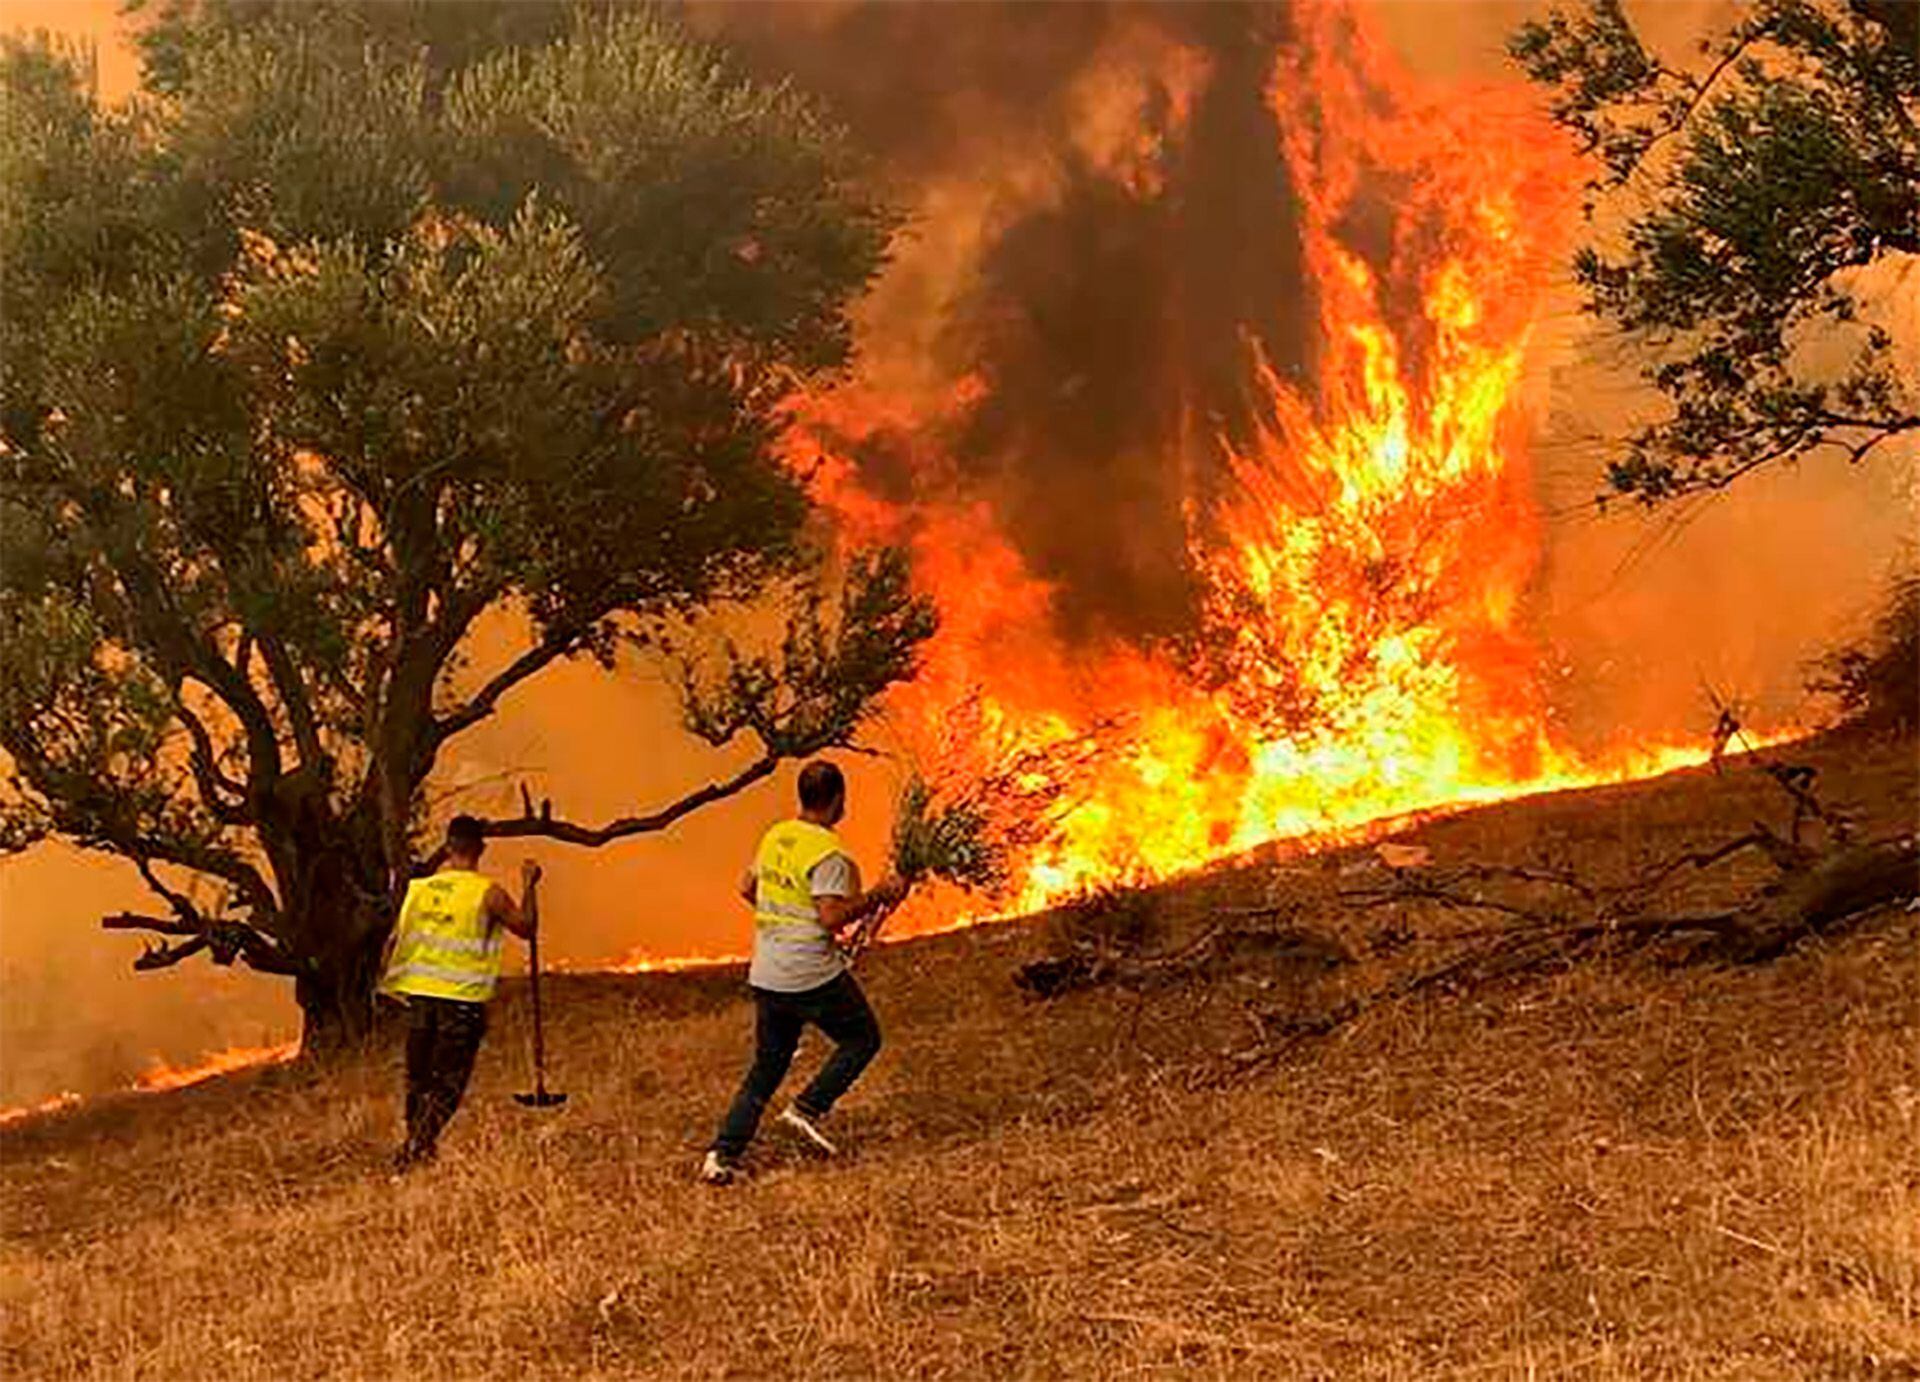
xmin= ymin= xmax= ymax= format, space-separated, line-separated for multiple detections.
xmin=102 ymin=909 xmax=304 ymax=975
xmin=478 ymin=752 xmax=781 ymax=847
xmin=101 ymin=911 xmax=202 ymax=938
xmin=127 ymin=834 xmax=278 ymax=921
xmin=257 ymin=631 xmax=324 ymax=774
xmin=430 ymin=627 xmax=584 ymax=749
xmin=131 ymin=935 xmax=213 ymax=970
xmin=175 ymin=701 xmax=250 ymax=824
xmin=81 ymin=538 xmax=286 ymax=797
xmin=132 ymin=854 xmax=206 ymax=926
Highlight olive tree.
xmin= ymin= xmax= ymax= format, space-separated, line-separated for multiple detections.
xmin=0 ymin=6 xmax=930 ymax=1048
xmin=1511 ymin=0 xmax=1918 ymax=501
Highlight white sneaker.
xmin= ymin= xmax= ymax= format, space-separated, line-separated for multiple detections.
xmin=699 ymin=1150 xmax=738 ymax=1186
xmin=777 ymin=1105 xmax=839 ymax=1156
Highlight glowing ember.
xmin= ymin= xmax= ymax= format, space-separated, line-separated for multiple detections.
xmin=773 ymin=1 xmax=1755 ymax=922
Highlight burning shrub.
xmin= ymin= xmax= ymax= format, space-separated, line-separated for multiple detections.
xmin=885 ymin=693 xmax=1097 ymax=902
xmin=1811 ymin=571 xmax=1919 ymax=737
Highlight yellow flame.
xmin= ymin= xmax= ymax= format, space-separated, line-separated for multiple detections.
xmin=757 ymin=0 xmax=1790 ymax=935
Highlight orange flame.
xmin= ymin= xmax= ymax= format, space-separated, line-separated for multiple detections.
xmin=0 ymin=1091 xmax=84 ymax=1127
xmin=0 ymin=1041 xmax=299 ymax=1126
xmin=772 ymin=2 xmax=1753 ymax=924
xmin=132 ymin=1041 xmax=300 ymax=1093
xmin=585 ymin=950 xmax=744 ymax=975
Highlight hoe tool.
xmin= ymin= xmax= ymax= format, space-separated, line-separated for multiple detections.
xmin=514 ymin=923 xmax=567 ymax=1109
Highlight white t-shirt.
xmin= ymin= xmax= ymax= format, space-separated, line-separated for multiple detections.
xmin=747 ymin=850 xmax=860 ymax=993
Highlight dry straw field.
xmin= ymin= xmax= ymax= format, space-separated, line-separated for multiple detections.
xmin=2 ymin=737 xmax=1915 ymax=1379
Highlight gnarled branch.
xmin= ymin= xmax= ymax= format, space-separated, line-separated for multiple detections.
xmin=477 ymin=753 xmax=780 ymax=848
xmin=429 ymin=626 xmax=586 ymax=749
xmin=102 ymin=910 xmax=304 ymax=976
xmin=174 ymin=701 xmax=249 ymax=824
xmin=257 ymin=631 xmax=324 ymax=775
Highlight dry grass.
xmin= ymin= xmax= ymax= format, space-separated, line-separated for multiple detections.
xmin=2 ymin=738 xmax=1915 ymax=1379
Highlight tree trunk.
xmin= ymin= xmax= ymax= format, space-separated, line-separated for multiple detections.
xmin=278 ymin=835 xmax=396 ymax=1057
xmin=1726 ymin=838 xmax=1919 ymax=962
xmin=292 ymin=908 xmax=393 ymax=1054
xmin=293 ymin=925 xmax=390 ymax=1054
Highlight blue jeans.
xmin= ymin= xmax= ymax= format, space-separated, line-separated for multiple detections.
xmin=712 ymin=972 xmax=881 ymax=1160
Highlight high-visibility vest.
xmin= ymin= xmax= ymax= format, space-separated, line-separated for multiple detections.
xmin=752 ymin=819 xmax=846 ymax=940
xmin=380 ymin=870 xmax=504 ymax=1003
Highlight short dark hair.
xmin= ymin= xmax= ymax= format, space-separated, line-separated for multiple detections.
xmin=797 ymin=760 xmax=845 ymax=812
xmin=445 ymin=815 xmax=486 ymax=856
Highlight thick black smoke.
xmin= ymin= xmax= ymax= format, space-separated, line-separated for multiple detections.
xmin=687 ymin=2 xmax=1315 ymax=646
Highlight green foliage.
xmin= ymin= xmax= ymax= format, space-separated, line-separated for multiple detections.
xmin=676 ymin=548 xmax=938 ymax=761
xmin=132 ymin=0 xmax=580 ymax=99
xmin=1511 ymin=0 xmax=1919 ymax=502
xmin=444 ymin=7 xmax=897 ymax=367
xmin=0 ymin=6 xmax=917 ymax=1020
xmin=888 ymin=774 xmax=1010 ymax=897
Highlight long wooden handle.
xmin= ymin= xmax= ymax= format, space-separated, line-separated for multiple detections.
xmin=527 ymin=929 xmax=547 ymax=1090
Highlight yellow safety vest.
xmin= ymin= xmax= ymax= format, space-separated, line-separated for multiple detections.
xmin=380 ymin=870 xmax=504 ymax=1003
xmin=753 ymin=819 xmax=846 ymax=939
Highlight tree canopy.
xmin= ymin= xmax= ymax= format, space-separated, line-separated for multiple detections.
xmin=1510 ymin=0 xmax=1918 ymax=502
xmin=0 ymin=3 xmax=929 ymax=1042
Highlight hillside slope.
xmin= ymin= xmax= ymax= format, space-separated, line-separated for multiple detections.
xmin=2 ymin=738 xmax=1915 ymax=1379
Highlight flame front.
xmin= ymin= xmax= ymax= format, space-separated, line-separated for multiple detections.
xmin=133 ymin=1041 xmax=299 ymax=1093
xmin=0 ymin=1042 xmax=298 ymax=1127
xmin=780 ymin=2 xmax=1729 ymax=919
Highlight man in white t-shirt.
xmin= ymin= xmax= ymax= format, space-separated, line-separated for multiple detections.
xmin=701 ymin=760 xmax=904 ymax=1184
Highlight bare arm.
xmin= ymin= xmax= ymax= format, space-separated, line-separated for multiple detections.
xmin=489 ymin=861 xmax=541 ymax=941
xmin=817 ymin=874 xmax=906 ymax=940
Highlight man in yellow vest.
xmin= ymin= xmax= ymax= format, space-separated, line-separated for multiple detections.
xmin=701 ymin=760 xmax=905 ymax=1184
xmin=380 ymin=814 xmax=539 ymax=1172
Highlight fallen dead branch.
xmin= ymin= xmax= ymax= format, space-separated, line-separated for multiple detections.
xmin=1245 ymin=837 xmax=1914 ymax=1052
xmin=1011 ymin=742 xmax=1917 ymax=1073
xmin=1015 ymin=918 xmax=1352 ymax=999
xmin=1235 ymin=744 xmax=1916 ymax=1058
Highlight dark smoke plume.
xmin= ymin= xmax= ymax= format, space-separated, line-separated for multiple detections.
xmin=687 ymin=2 xmax=1315 ymax=645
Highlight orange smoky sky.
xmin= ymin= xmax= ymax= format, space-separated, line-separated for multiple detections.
xmin=1 ymin=0 xmax=1912 ymax=1106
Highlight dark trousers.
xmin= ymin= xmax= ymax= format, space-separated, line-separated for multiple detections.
xmin=712 ymin=972 xmax=882 ymax=1160
xmin=402 ymin=996 xmax=488 ymax=1161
